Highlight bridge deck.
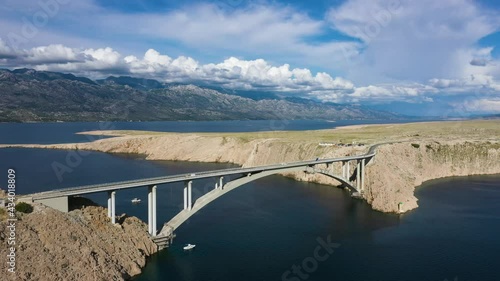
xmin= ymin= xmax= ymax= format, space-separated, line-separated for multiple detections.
xmin=31 ymin=152 xmax=375 ymax=200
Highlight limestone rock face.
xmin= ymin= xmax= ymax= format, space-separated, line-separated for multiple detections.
xmin=364 ymin=142 xmax=500 ymax=213
xmin=0 ymin=204 xmax=157 ymax=280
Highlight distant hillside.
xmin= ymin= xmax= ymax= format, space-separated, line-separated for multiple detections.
xmin=0 ymin=69 xmax=400 ymax=122
xmin=96 ymin=76 xmax=165 ymax=90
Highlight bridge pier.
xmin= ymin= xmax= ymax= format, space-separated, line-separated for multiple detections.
xmin=346 ymin=161 xmax=351 ymax=181
xmin=107 ymin=191 xmax=116 ymax=224
xmin=184 ymin=181 xmax=193 ymax=211
xmin=148 ymin=185 xmax=157 ymax=236
xmin=219 ymin=176 xmax=224 ymax=190
xmin=356 ymin=160 xmax=361 ymax=190
xmin=361 ymin=159 xmax=365 ymax=191
xmin=183 ymin=184 xmax=188 ymax=210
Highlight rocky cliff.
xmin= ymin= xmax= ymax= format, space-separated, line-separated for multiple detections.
xmin=0 ymin=203 xmax=157 ymax=280
xmin=364 ymin=141 xmax=500 ymax=212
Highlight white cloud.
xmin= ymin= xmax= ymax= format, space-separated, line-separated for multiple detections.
xmin=24 ymin=44 xmax=80 ymax=63
xmin=200 ymin=57 xmax=354 ymax=91
xmin=62 ymin=2 xmax=360 ymax=72
xmin=1 ymin=44 xmax=354 ymax=94
xmin=429 ymin=74 xmax=500 ymax=92
xmin=32 ymin=47 xmax=124 ymax=74
xmin=453 ymin=98 xmax=500 ymax=113
xmin=122 ymin=50 xmax=357 ymax=92
xmin=82 ymin=48 xmax=122 ymax=68
xmin=327 ymin=0 xmax=500 ymax=83
xmin=139 ymin=4 xmax=322 ymax=49
xmin=0 ymin=38 xmax=16 ymax=58
xmin=2 ymin=0 xmax=497 ymax=91
xmin=310 ymin=83 xmax=438 ymax=103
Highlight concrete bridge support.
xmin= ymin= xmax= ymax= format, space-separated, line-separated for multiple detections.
xmin=184 ymin=181 xmax=193 ymax=211
xmin=361 ymin=159 xmax=366 ymax=191
xmin=356 ymin=160 xmax=361 ymax=190
xmin=219 ymin=176 xmax=224 ymax=190
xmin=183 ymin=184 xmax=188 ymax=210
xmin=339 ymin=159 xmax=367 ymax=194
xmin=107 ymin=191 xmax=116 ymax=224
xmin=148 ymin=185 xmax=157 ymax=236
xmin=346 ymin=161 xmax=351 ymax=182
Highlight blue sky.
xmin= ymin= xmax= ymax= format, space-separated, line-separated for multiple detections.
xmin=0 ymin=0 xmax=499 ymax=116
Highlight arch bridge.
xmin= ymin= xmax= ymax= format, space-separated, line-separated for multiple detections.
xmin=27 ymin=148 xmax=376 ymax=249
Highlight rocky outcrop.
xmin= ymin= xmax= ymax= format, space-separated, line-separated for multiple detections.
xmin=0 ymin=203 xmax=157 ymax=280
xmin=364 ymin=141 xmax=500 ymax=213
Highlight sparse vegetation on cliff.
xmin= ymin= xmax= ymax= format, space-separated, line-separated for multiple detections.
xmin=15 ymin=202 xmax=33 ymax=214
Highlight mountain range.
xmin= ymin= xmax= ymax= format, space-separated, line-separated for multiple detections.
xmin=0 ymin=68 xmax=400 ymax=122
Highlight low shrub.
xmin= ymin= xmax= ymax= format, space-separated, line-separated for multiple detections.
xmin=411 ymin=143 xmax=420 ymax=149
xmin=15 ymin=202 xmax=33 ymax=213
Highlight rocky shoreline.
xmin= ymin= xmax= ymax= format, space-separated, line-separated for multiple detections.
xmin=0 ymin=201 xmax=157 ymax=280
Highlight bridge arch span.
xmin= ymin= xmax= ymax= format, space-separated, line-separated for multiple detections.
xmin=158 ymin=165 xmax=355 ymax=239
xmin=312 ymin=168 xmax=358 ymax=193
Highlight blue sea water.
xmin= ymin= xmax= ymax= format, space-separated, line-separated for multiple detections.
xmin=0 ymin=119 xmax=426 ymax=144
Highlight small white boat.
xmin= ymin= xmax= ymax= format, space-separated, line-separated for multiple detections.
xmin=183 ymin=244 xmax=196 ymax=250
xmin=131 ymin=198 xmax=141 ymax=204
